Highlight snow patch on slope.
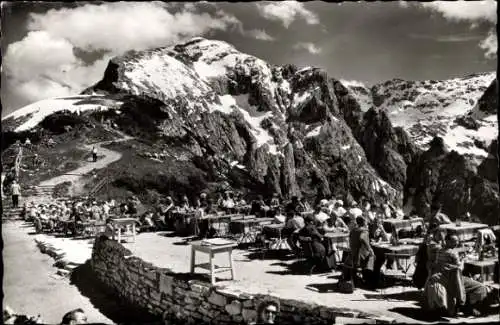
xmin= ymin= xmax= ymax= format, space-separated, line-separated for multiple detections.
xmin=305 ymin=126 xmax=321 ymax=138
xmin=2 ymin=95 xmax=121 ymax=132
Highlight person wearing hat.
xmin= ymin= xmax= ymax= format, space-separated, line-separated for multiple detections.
xmin=348 ymin=201 xmax=363 ymax=219
xmin=314 ymin=204 xmax=330 ymax=224
xmin=345 ymin=216 xmax=376 ymax=290
xmin=284 ymin=211 xmax=305 ymax=253
xmin=298 ymin=214 xmax=328 ymax=271
xmin=332 ymin=200 xmax=347 ymax=218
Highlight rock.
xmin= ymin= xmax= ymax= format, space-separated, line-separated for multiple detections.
xmin=224 ymin=300 xmax=242 ymax=316
xmin=241 ymin=308 xmax=257 ymax=323
xmin=454 ymin=115 xmax=480 ymax=130
xmin=208 ymin=291 xmax=227 ymax=307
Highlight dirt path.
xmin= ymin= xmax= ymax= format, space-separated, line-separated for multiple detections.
xmin=2 ymin=221 xmax=113 ymax=324
xmin=38 ymin=133 xmax=132 ymax=194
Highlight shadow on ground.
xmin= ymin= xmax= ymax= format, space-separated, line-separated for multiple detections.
xmin=70 ymin=261 xmax=163 ymax=325
xmin=388 ymin=307 xmax=449 ymax=323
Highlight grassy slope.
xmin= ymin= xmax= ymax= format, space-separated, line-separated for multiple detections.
xmin=85 ymin=139 xmax=210 ymax=207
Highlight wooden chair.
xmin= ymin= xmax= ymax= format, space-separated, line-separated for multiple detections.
xmin=298 ymin=236 xmax=318 ymax=275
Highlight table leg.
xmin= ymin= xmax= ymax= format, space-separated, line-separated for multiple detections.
xmin=210 ymin=251 xmax=215 ymax=285
xmin=132 ymin=223 xmax=136 ymax=242
xmin=229 ymin=249 xmax=235 ymax=281
xmin=118 ymin=228 xmax=121 ymax=243
xmin=190 ymin=246 xmax=196 ymax=274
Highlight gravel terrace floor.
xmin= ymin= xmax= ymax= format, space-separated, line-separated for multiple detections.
xmin=123 ymin=231 xmax=500 ymax=324
xmin=6 ymin=220 xmax=498 ymax=324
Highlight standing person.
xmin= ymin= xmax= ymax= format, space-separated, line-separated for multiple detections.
xmin=92 ymin=147 xmax=98 ymax=162
xmin=345 ymin=216 xmax=376 ymax=290
xmin=10 ymin=180 xmax=21 ymax=208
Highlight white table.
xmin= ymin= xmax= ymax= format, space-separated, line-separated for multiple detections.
xmin=190 ymin=240 xmax=237 ymax=285
xmin=111 ymin=218 xmax=137 ymax=243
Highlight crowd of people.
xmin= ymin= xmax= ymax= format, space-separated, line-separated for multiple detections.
xmin=16 ymin=187 xmax=499 ymax=320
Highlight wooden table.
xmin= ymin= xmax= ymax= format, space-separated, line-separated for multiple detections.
xmin=372 ymin=242 xmax=420 ymax=273
xmin=463 ymin=258 xmax=499 ymax=284
xmin=190 ymin=240 xmax=237 ymax=285
xmin=324 ymin=231 xmax=350 ymax=263
xmin=257 ymin=217 xmax=276 ymax=225
xmin=111 ymin=218 xmax=137 ymax=243
xmin=383 ymin=218 xmax=424 ymax=234
xmin=439 ymin=222 xmax=488 ymax=242
xmin=324 ymin=231 xmax=349 ymax=245
xmin=203 ymin=214 xmax=232 ymax=237
xmin=371 ymin=243 xmax=420 ymax=256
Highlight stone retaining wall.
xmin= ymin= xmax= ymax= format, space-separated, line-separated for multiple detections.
xmin=91 ymin=236 xmax=394 ymax=325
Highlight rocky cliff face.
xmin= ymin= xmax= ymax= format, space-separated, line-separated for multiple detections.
xmin=3 ymin=37 xmax=498 ymax=222
xmin=344 ymin=74 xmax=497 ymax=166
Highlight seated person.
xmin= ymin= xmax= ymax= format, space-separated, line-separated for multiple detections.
xmin=285 ymin=196 xmax=300 ymax=215
xmin=430 ymin=204 xmax=452 ymax=225
xmin=298 ymin=215 xmax=329 ymax=271
xmin=323 ymin=212 xmax=349 ymax=233
xmin=221 ymin=192 xmax=236 ymax=213
xmin=138 ymin=211 xmax=155 ymax=232
xmin=251 ymin=195 xmax=269 ymax=218
xmin=179 ymin=195 xmax=190 ymax=211
xmin=298 ymin=197 xmax=311 ymax=213
xmin=369 ymin=217 xmax=390 ymax=242
xmin=314 ymin=205 xmax=330 ymax=224
xmin=103 ymin=218 xmax=115 ymax=239
xmin=332 ymin=200 xmax=347 ymax=218
xmin=424 ymin=234 xmax=498 ymax=317
xmin=283 ymin=212 xmax=305 ymax=253
xmin=348 ymin=201 xmax=363 ymax=218
xmin=269 ymin=193 xmax=280 ymax=210
xmin=273 ymin=207 xmax=286 ymax=224
xmin=381 ymin=203 xmax=392 ymax=219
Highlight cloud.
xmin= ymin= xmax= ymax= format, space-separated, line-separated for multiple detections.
xmin=293 ymin=42 xmax=322 ymax=54
xmin=256 ymin=1 xmax=319 ymax=28
xmin=479 ymin=30 xmax=497 ymax=59
xmin=408 ymin=33 xmax=484 ymax=42
xmin=416 ymin=0 xmax=497 ymax=59
xmin=246 ymin=29 xmax=275 ymax=41
xmin=4 ymin=2 xmax=241 ymax=109
xmin=27 ymin=2 xmax=240 ymax=53
xmin=420 ymin=0 xmax=496 ymax=23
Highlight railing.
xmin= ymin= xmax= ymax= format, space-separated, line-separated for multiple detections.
xmin=89 ymin=176 xmax=108 ymax=197
xmin=14 ymin=145 xmax=23 ymax=180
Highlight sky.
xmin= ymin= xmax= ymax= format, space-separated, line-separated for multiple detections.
xmin=1 ymin=1 xmax=497 ymax=116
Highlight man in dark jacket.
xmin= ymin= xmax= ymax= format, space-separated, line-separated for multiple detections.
xmin=347 ymin=216 xmax=376 ymax=289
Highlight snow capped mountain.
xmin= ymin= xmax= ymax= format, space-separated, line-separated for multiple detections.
xmin=2 ymin=37 xmax=498 ymax=224
xmin=343 ymin=72 xmax=497 ymax=164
